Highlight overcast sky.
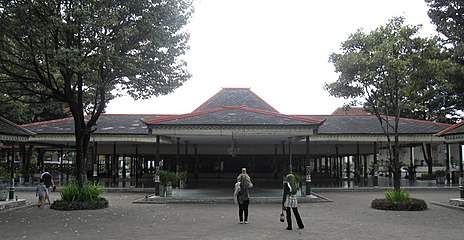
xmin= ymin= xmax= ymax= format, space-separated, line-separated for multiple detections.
xmin=106 ymin=0 xmax=436 ymax=115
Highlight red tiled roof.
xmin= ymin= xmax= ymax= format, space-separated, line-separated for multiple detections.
xmin=435 ymin=121 xmax=464 ymax=136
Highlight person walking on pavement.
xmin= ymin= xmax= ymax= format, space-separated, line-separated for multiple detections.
xmin=41 ymin=168 xmax=55 ymax=204
xmin=36 ymin=178 xmax=48 ymax=208
xmin=282 ymin=173 xmax=304 ymax=230
xmin=234 ymin=168 xmax=252 ymax=224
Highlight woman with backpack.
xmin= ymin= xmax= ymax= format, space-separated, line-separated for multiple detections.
xmin=282 ymin=173 xmax=304 ymax=230
xmin=234 ymin=168 xmax=252 ymax=224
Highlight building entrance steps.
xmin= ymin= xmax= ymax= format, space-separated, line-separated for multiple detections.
xmin=134 ymin=185 xmax=330 ymax=204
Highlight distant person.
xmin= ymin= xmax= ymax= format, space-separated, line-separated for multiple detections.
xmin=234 ymin=172 xmax=251 ymax=224
xmin=282 ymin=173 xmax=304 ymax=230
xmin=36 ymin=178 xmax=47 ymax=208
xmin=41 ymin=168 xmax=55 ymax=204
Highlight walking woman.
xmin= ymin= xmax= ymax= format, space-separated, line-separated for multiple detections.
xmin=234 ymin=168 xmax=252 ymax=224
xmin=282 ymin=173 xmax=304 ymax=230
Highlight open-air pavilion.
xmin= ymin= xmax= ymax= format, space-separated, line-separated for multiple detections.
xmin=1 ymin=88 xmax=459 ymax=191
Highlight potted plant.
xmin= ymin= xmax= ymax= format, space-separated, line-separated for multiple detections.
xmin=291 ymin=172 xmax=306 ymax=196
xmin=159 ymin=170 xmax=178 ymax=197
xmin=435 ymin=169 xmax=446 ymax=184
xmin=177 ymin=171 xmax=187 ymax=189
xmin=0 ymin=169 xmax=10 ymax=201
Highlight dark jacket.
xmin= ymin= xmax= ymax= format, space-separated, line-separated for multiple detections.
xmin=237 ymin=183 xmax=249 ymax=204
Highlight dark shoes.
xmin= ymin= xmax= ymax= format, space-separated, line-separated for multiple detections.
xmin=286 ymin=226 xmax=304 ymax=230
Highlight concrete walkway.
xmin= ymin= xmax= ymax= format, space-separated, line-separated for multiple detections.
xmin=1 ymin=188 xmax=463 ymax=240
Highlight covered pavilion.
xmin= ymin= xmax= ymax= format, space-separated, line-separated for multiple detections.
xmin=4 ymin=88 xmax=457 ymax=190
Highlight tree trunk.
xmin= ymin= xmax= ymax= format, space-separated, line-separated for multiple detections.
xmin=421 ymin=143 xmax=433 ymax=174
xmin=74 ymin=129 xmax=88 ymax=187
xmin=24 ymin=145 xmax=34 ymax=181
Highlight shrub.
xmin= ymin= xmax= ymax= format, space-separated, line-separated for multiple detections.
xmin=371 ymin=198 xmax=427 ymax=211
xmin=159 ymin=170 xmax=178 ymax=186
xmin=418 ymin=173 xmax=435 ymax=179
xmin=51 ymin=181 xmax=107 ymax=211
xmin=0 ymin=168 xmax=10 ymax=182
xmin=372 ymin=189 xmax=427 ymax=211
xmin=435 ymin=169 xmax=446 ymax=177
xmin=80 ymin=182 xmax=104 ymax=202
xmin=385 ymin=189 xmax=410 ymax=202
xmin=51 ymin=198 xmax=108 ymax=211
xmin=61 ymin=181 xmax=103 ymax=202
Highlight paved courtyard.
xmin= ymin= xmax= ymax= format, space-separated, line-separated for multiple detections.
xmin=0 ymin=190 xmax=463 ymax=240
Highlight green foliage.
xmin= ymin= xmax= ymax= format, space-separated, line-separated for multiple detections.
xmin=52 ymin=181 xmax=107 ymax=210
xmin=426 ymin=0 xmax=464 ymax=120
xmin=51 ymin=198 xmax=108 ymax=211
xmin=0 ymin=95 xmax=69 ymax=125
xmin=0 ymin=168 xmax=10 ymax=182
xmin=325 ymin=17 xmax=455 ymax=190
xmin=159 ymin=170 xmax=178 ymax=186
xmin=60 ymin=181 xmax=103 ymax=202
xmin=327 ymin=16 xmax=457 ymax=123
xmin=0 ymin=0 xmax=194 ymax=186
xmin=292 ymin=173 xmax=306 ymax=186
xmin=371 ymin=198 xmax=427 ymax=211
xmin=177 ymin=171 xmax=187 ymax=182
xmin=418 ymin=173 xmax=436 ymax=180
xmin=384 ymin=189 xmax=411 ymax=202
xmin=434 ymin=169 xmax=446 ymax=177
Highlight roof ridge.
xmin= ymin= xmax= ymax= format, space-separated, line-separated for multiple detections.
xmin=143 ymin=108 xmax=223 ymax=124
xmin=0 ymin=116 xmax=35 ymax=135
xmin=434 ymin=121 xmax=464 ymax=136
xmin=192 ymin=88 xmax=279 ymax=113
xmin=145 ymin=106 xmax=324 ymax=125
xmin=100 ymin=113 xmax=174 ymax=117
xmin=238 ymin=107 xmax=324 ymax=124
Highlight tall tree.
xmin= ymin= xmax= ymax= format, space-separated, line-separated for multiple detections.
xmin=426 ymin=0 xmax=464 ymax=114
xmin=0 ymin=95 xmax=70 ymax=124
xmin=0 ymin=0 xmax=193 ymax=186
xmin=325 ymin=17 xmax=452 ymax=190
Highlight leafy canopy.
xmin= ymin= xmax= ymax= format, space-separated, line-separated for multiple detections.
xmin=426 ymin=0 xmax=464 ymax=115
xmin=325 ymin=17 xmax=454 ymax=190
xmin=0 ymin=0 xmax=193 ymax=109
xmin=0 ymin=0 xmax=194 ymax=186
xmin=326 ymin=17 xmax=457 ymax=123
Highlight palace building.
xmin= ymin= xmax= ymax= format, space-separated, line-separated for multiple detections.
xmin=2 ymin=88 xmax=462 ymax=188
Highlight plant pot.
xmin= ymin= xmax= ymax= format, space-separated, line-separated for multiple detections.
xmin=436 ymin=176 xmax=445 ymax=184
xmin=159 ymin=185 xmax=166 ymax=197
xmin=0 ymin=183 xmax=7 ymax=201
xmin=165 ymin=181 xmax=172 ymax=197
xmin=299 ymin=185 xmax=306 ymax=196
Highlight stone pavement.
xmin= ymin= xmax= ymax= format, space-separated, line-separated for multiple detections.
xmin=1 ymin=188 xmax=464 ymax=240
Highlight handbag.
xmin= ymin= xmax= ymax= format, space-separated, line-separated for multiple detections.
xmin=279 ymin=209 xmax=285 ymax=222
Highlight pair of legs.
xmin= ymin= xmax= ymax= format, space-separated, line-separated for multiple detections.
xmin=38 ymin=196 xmax=45 ymax=208
xmin=238 ymin=200 xmax=250 ymax=223
xmin=45 ymin=187 xmax=51 ymax=204
xmin=285 ymin=207 xmax=304 ymax=230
